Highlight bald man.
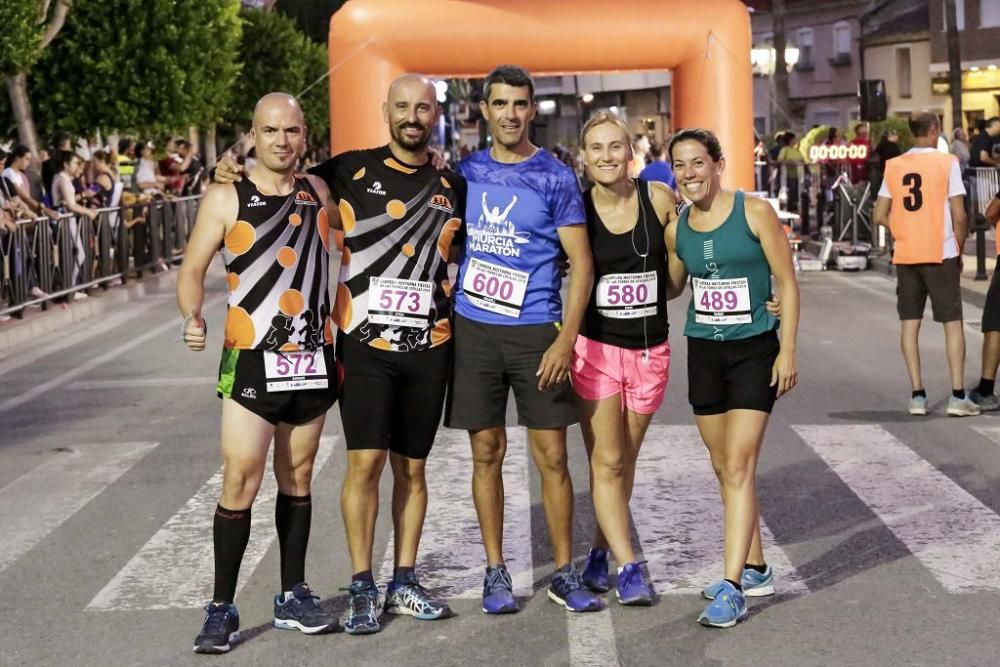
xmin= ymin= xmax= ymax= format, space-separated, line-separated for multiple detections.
xmin=215 ymin=74 xmax=465 ymax=634
xmin=179 ymin=92 xmax=339 ymax=653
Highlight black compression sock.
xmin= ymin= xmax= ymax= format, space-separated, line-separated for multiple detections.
xmin=724 ymin=578 xmax=743 ymax=591
xmin=212 ymin=505 xmax=251 ymax=603
xmin=979 ymin=377 xmax=996 ymax=396
xmin=393 ymin=566 xmax=415 ymax=583
xmin=953 ymin=389 xmax=966 ymax=399
xmin=912 ymin=389 xmax=927 ymax=399
xmin=275 ymin=492 xmax=312 ymax=592
xmin=744 ymin=562 xmax=768 ymax=574
xmin=352 ymin=570 xmax=375 ymax=585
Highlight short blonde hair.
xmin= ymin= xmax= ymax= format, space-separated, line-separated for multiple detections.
xmin=580 ymin=110 xmax=632 ymax=153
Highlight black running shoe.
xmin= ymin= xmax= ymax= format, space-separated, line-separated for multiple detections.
xmin=193 ymin=602 xmax=240 ymax=654
xmin=273 ymin=582 xmax=338 ymax=634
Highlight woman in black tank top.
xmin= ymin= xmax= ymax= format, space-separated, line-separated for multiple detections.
xmin=570 ymin=111 xmax=683 ymax=606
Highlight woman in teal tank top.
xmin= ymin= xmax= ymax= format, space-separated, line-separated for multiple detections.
xmin=664 ymin=128 xmax=800 ymax=628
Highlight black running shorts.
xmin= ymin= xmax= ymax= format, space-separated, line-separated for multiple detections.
xmin=216 ymin=346 xmax=338 ymax=425
xmin=686 ymin=331 xmax=780 ymax=416
xmin=336 ymin=332 xmax=451 ymax=460
xmin=445 ymin=314 xmax=578 ymax=430
xmin=895 ymin=257 xmax=963 ymax=323
xmin=983 ymin=262 xmax=1000 ymax=333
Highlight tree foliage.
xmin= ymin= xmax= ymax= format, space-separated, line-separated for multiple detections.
xmin=0 ymin=1 xmax=45 ymax=76
xmin=227 ymin=9 xmax=329 ymax=145
xmin=28 ymin=0 xmax=242 ymax=137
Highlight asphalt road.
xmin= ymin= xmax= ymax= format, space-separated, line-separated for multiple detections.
xmin=2 ymin=265 xmax=999 ymax=667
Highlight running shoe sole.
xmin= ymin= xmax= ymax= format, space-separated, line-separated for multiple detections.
xmin=702 ymin=583 xmax=774 ymax=600
xmin=481 ymin=603 xmax=518 ymax=614
xmin=192 ymin=631 xmax=240 ymax=654
xmin=546 ymin=589 xmax=601 ymax=612
xmin=947 ymin=409 xmax=980 ymax=417
xmin=342 ymin=623 xmax=381 ymax=636
xmin=273 ymin=618 xmax=336 ymax=634
xmin=908 ymin=407 xmax=928 ymax=415
xmin=384 ymin=604 xmax=450 ymax=620
xmin=698 ymin=606 xmax=748 ymax=628
xmin=615 ymin=591 xmax=653 ymax=606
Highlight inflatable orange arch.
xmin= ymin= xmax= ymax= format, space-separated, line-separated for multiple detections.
xmin=329 ymin=0 xmax=753 ymax=189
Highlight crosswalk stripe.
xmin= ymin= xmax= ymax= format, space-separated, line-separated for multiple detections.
xmin=567 ymin=610 xmax=620 ymax=667
xmin=633 ymin=425 xmax=806 ymax=595
xmin=972 ymin=425 xmax=1000 ymax=448
xmin=794 ymin=424 xmax=1000 ymax=593
xmin=87 ymin=436 xmax=339 ymax=611
xmin=0 ymin=442 xmax=160 ymax=574
xmin=67 ymin=377 xmax=215 ymax=390
xmin=375 ymin=429 xmax=533 ymax=598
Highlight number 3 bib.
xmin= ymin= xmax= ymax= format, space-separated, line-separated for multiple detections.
xmin=692 ymin=277 xmax=752 ymax=325
xmin=596 ymin=271 xmax=657 ymax=319
xmin=462 ymin=257 xmax=529 ymax=318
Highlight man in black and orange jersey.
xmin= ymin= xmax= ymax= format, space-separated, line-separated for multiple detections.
xmin=873 ymin=109 xmax=979 ymax=417
xmin=216 ymin=74 xmax=465 ymax=634
xmin=179 ymin=93 xmax=338 ymax=653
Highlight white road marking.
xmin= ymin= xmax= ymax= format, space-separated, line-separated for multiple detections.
xmin=0 ymin=294 xmax=226 ymax=414
xmin=795 ymin=424 xmax=1000 ymax=592
xmin=632 ymin=425 xmax=806 ymax=595
xmin=374 ymin=429 xmax=534 ymax=598
xmin=67 ymin=377 xmax=215 ymax=390
xmin=87 ymin=436 xmax=339 ymax=610
xmin=0 ymin=300 xmax=164 ymax=377
xmin=0 ymin=442 xmax=160 ymax=574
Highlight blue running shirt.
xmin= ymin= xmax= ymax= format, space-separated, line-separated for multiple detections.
xmin=455 ymin=149 xmax=585 ymax=325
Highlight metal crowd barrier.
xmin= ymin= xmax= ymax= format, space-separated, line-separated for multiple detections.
xmin=0 ymin=195 xmax=201 ymax=318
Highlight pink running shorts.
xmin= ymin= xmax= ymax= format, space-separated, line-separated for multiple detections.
xmin=570 ymin=335 xmax=671 ymax=414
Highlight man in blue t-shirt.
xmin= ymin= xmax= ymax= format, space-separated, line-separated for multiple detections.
xmin=444 ymin=65 xmax=599 ymax=614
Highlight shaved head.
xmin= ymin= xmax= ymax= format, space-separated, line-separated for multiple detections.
xmin=253 ymin=92 xmax=304 ymax=128
xmin=250 ymin=92 xmax=306 ymax=174
xmin=383 ymin=73 xmax=439 ymax=156
xmin=387 ymin=73 xmax=436 ymax=104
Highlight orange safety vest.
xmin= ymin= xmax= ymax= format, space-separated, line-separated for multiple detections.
xmin=885 ymin=151 xmax=958 ymax=265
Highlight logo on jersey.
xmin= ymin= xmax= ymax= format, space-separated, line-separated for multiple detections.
xmin=246 ymin=194 xmax=267 ymax=208
xmin=427 ymin=194 xmax=453 ymax=213
xmin=367 ymin=180 xmax=387 ymax=196
xmin=241 ymin=387 xmax=257 ymax=400
xmin=294 ymin=190 xmax=318 ymax=206
xmin=468 ymin=192 xmax=531 ymax=258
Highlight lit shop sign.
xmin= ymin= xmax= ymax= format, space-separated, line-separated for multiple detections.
xmin=808 ymin=144 xmax=869 ymax=162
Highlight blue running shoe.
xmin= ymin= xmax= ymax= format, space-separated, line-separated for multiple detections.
xmin=615 ymin=561 xmax=653 ymax=606
xmin=581 ymin=548 xmax=610 ymax=593
xmin=343 ymin=580 xmax=381 ymax=635
xmin=273 ymin=582 xmax=337 ymax=634
xmin=548 ymin=566 xmax=603 ymax=612
xmin=193 ymin=602 xmax=240 ymax=654
xmin=698 ymin=580 xmax=747 ymax=628
xmin=385 ymin=571 xmax=452 ymax=620
xmin=702 ymin=565 xmax=775 ymax=599
xmin=482 ymin=564 xmax=518 ymax=614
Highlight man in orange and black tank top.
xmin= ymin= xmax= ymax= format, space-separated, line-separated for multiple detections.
xmin=874 ymin=110 xmax=979 ymax=417
xmin=178 ymin=93 xmax=339 ymax=653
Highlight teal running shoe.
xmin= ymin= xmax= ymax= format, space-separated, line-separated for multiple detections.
xmin=703 ymin=565 xmax=775 ymax=599
xmin=698 ymin=580 xmax=747 ymax=628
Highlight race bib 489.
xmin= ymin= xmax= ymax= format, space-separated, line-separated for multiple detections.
xmin=692 ymin=277 xmax=752 ymax=325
